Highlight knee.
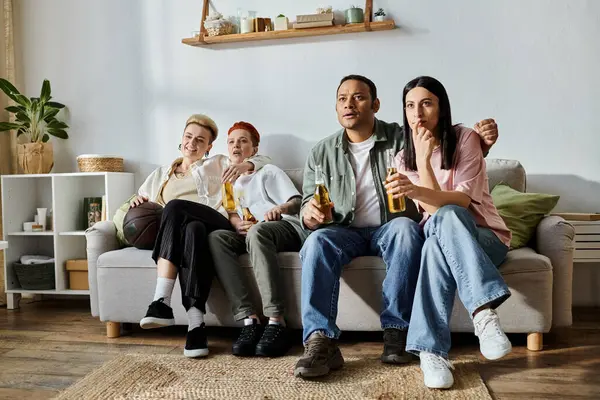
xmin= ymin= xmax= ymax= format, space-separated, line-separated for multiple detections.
xmin=429 ymin=205 xmax=470 ymax=230
xmin=162 ymin=199 xmax=186 ymax=219
xmin=185 ymin=220 xmax=207 ymax=238
xmin=299 ymin=229 xmax=337 ymax=260
xmin=386 ymin=217 xmax=423 ymax=242
xmin=246 ymin=223 xmax=271 ymax=245
xmin=208 ymin=229 xmax=230 ymax=248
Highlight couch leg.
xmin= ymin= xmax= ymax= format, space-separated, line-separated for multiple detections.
xmin=106 ymin=322 xmax=121 ymax=338
xmin=527 ymin=332 xmax=543 ymax=351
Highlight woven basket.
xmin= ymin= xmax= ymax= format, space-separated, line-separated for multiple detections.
xmin=77 ymin=155 xmax=124 ymax=172
xmin=204 ymin=20 xmax=233 ymax=36
xmin=13 ymin=261 xmax=55 ymax=290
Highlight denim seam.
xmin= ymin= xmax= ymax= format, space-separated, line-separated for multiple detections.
xmin=432 ymin=224 xmax=473 ymax=306
xmin=304 ymin=329 xmax=336 ymax=344
xmin=471 ymin=290 xmax=511 ymax=315
xmin=406 ymin=343 xmax=449 ymax=359
xmin=382 ymin=324 xmax=407 ymax=330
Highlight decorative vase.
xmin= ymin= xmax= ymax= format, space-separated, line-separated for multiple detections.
xmin=17 ymin=142 xmax=54 ymax=174
xmin=345 ymin=7 xmax=364 ymax=24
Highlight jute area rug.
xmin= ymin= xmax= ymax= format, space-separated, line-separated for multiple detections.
xmin=54 ymin=354 xmax=492 ymax=400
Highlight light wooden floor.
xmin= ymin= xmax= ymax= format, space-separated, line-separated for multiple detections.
xmin=0 ymin=299 xmax=598 ymax=399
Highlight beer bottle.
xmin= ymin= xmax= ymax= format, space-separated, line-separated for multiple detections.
xmin=222 ymin=181 xmax=236 ymax=212
xmin=386 ymin=149 xmax=406 ymax=213
xmin=238 ymin=194 xmax=257 ymax=224
xmin=314 ymin=164 xmax=333 ymax=224
xmin=242 ymin=207 xmax=258 ymax=224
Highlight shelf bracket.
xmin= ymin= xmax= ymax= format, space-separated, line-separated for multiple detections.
xmin=364 ymin=0 xmax=373 ymax=31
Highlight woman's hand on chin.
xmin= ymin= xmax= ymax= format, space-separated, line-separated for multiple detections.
xmin=412 ymin=123 xmax=435 ymax=166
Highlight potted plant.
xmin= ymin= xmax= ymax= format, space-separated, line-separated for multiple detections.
xmin=345 ymin=5 xmax=364 ymax=24
xmin=0 ymin=78 xmax=69 ymax=174
xmin=274 ymin=14 xmax=288 ymax=31
xmin=374 ymin=8 xmax=386 ymax=22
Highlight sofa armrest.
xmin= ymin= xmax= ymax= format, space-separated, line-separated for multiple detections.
xmin=86 ymin=220 xmax=119 ymax=317
xmin=535 ymin=216 xmax=575 ymax=327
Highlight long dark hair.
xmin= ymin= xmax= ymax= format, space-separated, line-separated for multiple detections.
xmin=402 ymin=76 xmax=457 ymax=171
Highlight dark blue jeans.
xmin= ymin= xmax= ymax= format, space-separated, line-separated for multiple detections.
xmin=299 ymin=217 xmax=424 ymax=342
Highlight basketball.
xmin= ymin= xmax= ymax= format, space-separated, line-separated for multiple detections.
xmin=123 ymin=201 xmax=164 ymax=250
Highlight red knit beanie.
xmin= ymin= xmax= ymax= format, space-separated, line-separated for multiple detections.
xmin=228 ymin=121 xmax=260 ymax=145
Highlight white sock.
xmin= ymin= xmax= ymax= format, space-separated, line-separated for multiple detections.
xmin=269 ymin=318 xmax=285 ymax=327
xmin=153 ymin=277 xmax=175 ymax=307
xmin=187 ymin=306 xmax=205 ymax=331
xmin=244 ymin=317 xmax=260 ymax=326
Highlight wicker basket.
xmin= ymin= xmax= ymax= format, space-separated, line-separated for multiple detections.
xmin=77 ymin=154 xmax=124 ymax=172
xmin=13 ymin=261 xmax=55 ymax=290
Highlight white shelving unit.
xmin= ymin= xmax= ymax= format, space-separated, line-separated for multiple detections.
xmin=1 ymin=172 xmax=135 ymax=309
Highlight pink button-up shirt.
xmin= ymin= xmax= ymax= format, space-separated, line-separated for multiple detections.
xmin=396 ymin=125 xmax=511 ymax=247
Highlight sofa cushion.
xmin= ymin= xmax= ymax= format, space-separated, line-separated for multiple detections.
xmin=283 ymin=168 xmax=304 ymax=193
xmin=485 ymin=159 xmax=526 ymax=192
xmin=498 ymin=247 xmax=552 ymax=275
xmin=491 ymin=184 xmax=560 ymax=249
xmin=98 ymin=247 xmax=155 ymax=268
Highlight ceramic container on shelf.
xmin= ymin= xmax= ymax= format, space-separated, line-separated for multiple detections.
xmin=345 ymin=7 xmax=364 ymax=24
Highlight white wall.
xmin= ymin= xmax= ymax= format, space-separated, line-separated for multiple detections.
xmin=16 ymin=1 xmax=600 ymax=299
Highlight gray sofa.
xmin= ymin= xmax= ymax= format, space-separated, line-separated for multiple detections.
xmin=86 ymin=159 xmax=575 ymax=351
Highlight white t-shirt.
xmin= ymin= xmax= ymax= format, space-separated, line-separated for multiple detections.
xmin=347 ymin=135 xmax=381 ymax=228
xmin=233 ymin=165 xmax=305 ymax=238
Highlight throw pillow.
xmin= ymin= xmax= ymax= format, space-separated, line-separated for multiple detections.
xmin=113 ymin=194 xmax=137 ymax=247
xmin=491 ymin=183 xmax=560 ymax=249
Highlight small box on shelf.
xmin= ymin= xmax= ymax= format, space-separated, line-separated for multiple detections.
xmin=66 ymin=259 xmax=88 ymax=290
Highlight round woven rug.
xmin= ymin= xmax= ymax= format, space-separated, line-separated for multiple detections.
xmin=54 ymin=353 xmax=492 ymax=400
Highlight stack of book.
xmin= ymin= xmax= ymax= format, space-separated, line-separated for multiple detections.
xmin=293 ymin=13 xmax=334 ymax=29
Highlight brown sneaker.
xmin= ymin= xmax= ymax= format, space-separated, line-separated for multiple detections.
xmin=294 ymin=331 xmax=344 ymax=379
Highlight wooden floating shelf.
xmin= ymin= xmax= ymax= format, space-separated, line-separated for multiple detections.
xmin=182 ymin=20 xmax=396 ymax=47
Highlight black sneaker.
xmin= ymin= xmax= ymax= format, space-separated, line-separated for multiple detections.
xmin=184 ymin=323 xmax=209 ymax=358
xmin=255 ymin=323 xmax=291 ymax=357
xmin=294 ymin=331 xmax=344 ymax=379
xmin=232 ymin=319 xmax=264 ymax=357
xmin=140 ymin=298 xmax=175 ymax=329
xmin=380 ymin=328 xmax=413 ymax=364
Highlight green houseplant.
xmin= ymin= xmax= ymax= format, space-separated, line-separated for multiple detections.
xmin=0 ymin=78 xmax=69 ymax=173
xmin=374 ymin=8 xmax=386 ymax=22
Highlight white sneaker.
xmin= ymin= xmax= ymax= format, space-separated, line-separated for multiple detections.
xmin=473 ymin=308 xmax=512 ymax=360
xmin=419 ymin=352 xmax=454 ymax=389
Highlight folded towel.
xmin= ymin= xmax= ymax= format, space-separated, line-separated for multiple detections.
xmin=19 ymin=255 xmax=54 ymax=265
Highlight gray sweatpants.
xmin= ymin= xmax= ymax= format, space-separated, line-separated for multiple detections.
xmin=208 ymin=220 xmax=302 ymax=320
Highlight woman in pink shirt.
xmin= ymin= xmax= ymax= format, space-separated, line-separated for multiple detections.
xmin=385 ymin=76 xmax=512 ymax=389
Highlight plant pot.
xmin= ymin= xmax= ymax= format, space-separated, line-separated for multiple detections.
xmin=17 ymin=142 xmax=54 ymax=174
xmin=374 ymin=15 xmax=386 ymax=22
xmin=274 ymin=16 xmax=288 ymax=31
xmin=345 ymin=8 xmax=364 ymax=24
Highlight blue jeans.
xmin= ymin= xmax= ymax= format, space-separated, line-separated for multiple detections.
xmin=406 ymin=205 xmax=510 ymax=358
xmin=299 ymin=217 xmax=424 ymax=343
